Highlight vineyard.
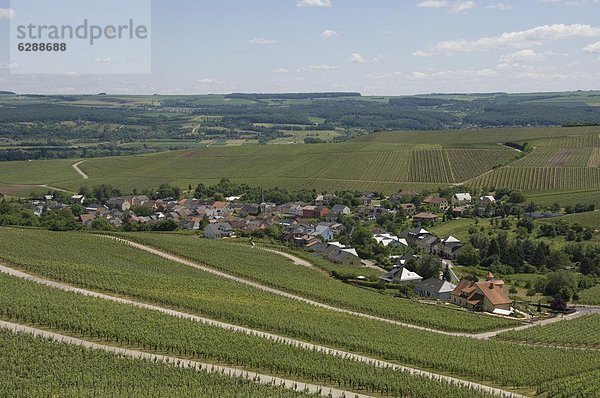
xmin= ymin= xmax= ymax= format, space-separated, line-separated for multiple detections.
xmin=0 ymin=272 xmax=504 ymax=398
xmin=121 ymin=232 xmax=519 ymax=332
xmin=472 ymin=166 xmax=600 ymax=192
xmin=0 ymin=228 xmax=517 ymax=333
xmin=0 ymin=329 xmax=317 ymax=398
xmin=512 ymin=147 xmax=594 ymax=167
xmin=1 ymin=228 xmax=600 ymax=391
xmin=495 ymin=315 xmax=600 ymax=348
xmin=539 ymin=370 xmax=600 ymax=398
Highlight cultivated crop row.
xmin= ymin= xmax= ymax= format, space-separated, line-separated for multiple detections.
xmin=125 ymin=232 xmax=519 ymax=333
xmin=473 ymin=166 xmax=600 ymax=191
xmin=0 ymin=229 xmax=599 ymax=388
xmin=0 ymin=329 xmax=317 ymax=398
xmin=0 ymin=273 xmax=504 ymax=398
xmin=496 ymin=315 xmax=600 ymax=348
xmin=0 ymin=228 xmax=517 ymax=333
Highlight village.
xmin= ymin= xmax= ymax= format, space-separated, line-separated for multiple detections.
xmin=23 ymin=187 xmax=518 ymax=317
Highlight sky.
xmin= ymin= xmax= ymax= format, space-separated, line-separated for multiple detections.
xmin=1 ymin=0 xmax=600 ymax=95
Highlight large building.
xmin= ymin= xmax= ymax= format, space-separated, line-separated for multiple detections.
xmin=451 ymin=273 xmax=512 ymax=315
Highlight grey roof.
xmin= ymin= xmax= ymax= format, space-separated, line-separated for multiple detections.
xmin=416 ymin=277 xmax=456 ymax=294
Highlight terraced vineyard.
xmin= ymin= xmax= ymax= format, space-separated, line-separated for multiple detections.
xmin=472 ymin=167 xmax=600 ymax=191
xmin=0 ymin=228 xmax=517 ymax=333
xmin=1 ymin=228 xmax=600 ymax=390
xmin=124 ymin=232 xmax=519 ymax=332
xmin=0 ymin=329 xmax=316 ymax=398
xmin=539 ymin=370 xmax=600 ymax=398
xmin=496 ymin=315 xmax=600 ymax=348
xmin=0 ymin=273 xmax=501 ymax=398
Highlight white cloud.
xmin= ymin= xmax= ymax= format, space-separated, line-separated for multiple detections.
xmin=408 ymin=68 xmax=497 ymax=80
xmin=500 ymin=49 xmax=544 ymax=63
xmin=297 ymin=0 xmax=332 ymax=7
xmin=350 ymin=53 xmax=366 ymax=63
xmin=321 ymin=29 xmax=338 ymax=38
xmin=308 ymin=64 xmax=340 ymax=70
xmin=454 ymin=1 xmax=477 ymax=13
xmin=417 ymin=0 xmax=449 ymax=7
xmin=0 ymin=8 xmax=14 ymax=20
xmin=584 ymin=41 xmax=600 ymax=52
xmin=487 ymin=2 xmax=512 ymax=10
xmin=412 ymin=50 xmax=433 ymax=57
xmin=417 ymin=1 xmax=476 ymax=13
xmin=197 ymin=78 xmax=223 ymax=84
xmin=430 ymin=24 xmax=600 ymax=53
xmin=249 ymin=38 xmax=279 ymax=45
xmin=272 ymin=67 xmax=290 ymax=73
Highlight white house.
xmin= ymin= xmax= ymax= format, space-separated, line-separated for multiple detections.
xmin=380 ymin=266 xmax=423 ymax=284
xmin=452 ymin=193 xmax=472 ymax=205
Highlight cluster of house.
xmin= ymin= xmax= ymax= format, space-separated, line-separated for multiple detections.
xmin=380 ymin=261 xmax=512 ymax=315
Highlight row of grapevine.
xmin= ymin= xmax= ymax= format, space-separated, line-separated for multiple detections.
xmin=0 ymin=272 xmax=503 ymax=398
xmin=407 ymin=150 xmax=452 ymax=183
xmin=0 ymin=228 xmax=517 ymax=333
xmin=538 ymin=370 xmax=600 ymax=398
xmin=0 ymin=329 xmax=317 ymax=398
xmin=589 ymin=148 xmax=600 ymax=168
xmin=473 ymin=167 xmax=600 ymax=191
xmin=124 ymin=231 xmax=519 ymax=333
xmin=1 ymin=229 xmax=599 ymax=389
xmin=513 ymin=148 xmax=594 ymax=168
xmin=495 ymin=315 xmax=600 ymax=348
xmin=446 ymin=149 xmax=517 ymax=182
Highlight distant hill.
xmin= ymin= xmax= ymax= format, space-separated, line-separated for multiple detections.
xmin=0 ymin=91 xmax=16 ymax=95
xmin=225 ymin=92 xmax=361 ymax=100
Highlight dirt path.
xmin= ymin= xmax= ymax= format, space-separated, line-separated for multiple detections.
xmin=0 ymin=263 xmax=526 ymax=398
xmin=0 ymin=320 xmax=367 ymax=398
xmin=72 ymin=160 xmax=89 ymax=179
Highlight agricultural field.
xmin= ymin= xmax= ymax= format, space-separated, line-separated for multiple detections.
xmin=119 ymin=232 xmax=518 ymax=331
xmin=0 ymin=329 xmax=316 ymax=398
xmin=3 ymin=232 xmax=600 ymax=391
xmin=539 ymin=370 xmax=600 ymax=398
xmin=0 ymin=129 xmax=525 ymax=194
xmin=0 ymin=273 xmax=503 ymax=398
xmin=495 ymin=315 xmax=600 ymax=348
xmin=0 ymin=228 xmax=516 ymax=333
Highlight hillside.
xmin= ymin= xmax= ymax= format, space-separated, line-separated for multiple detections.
xmin=1 ymin=126 xmax=598 ymax=206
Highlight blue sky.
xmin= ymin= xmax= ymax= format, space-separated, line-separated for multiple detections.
xmin=1 ymin=0 xmax=600 ymax=95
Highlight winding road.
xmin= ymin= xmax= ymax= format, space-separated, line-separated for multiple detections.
xmin=72 ymin=160 xmax=89 ymax=179
xmin=0 ymin=263 xmax=526 ymax=398
xmin=0 ymin=320 xmax=367 ymax=398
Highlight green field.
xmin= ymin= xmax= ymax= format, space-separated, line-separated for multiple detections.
xmin=1 ymin=125 xmax=597 ymax=197
xmin=2 ymin=228 xmax=600 ymax=392
xmin=120 ymin=232 xmax=518 ymax=332
xmin=0 ymin=272 xmax=502 ymax=398
xmin=0 ymin=228 xmax=515 ymax=333
xmin=0 ymin=329 xmax=316 ymax=398
xmin=496 ymin=315 xmax=600 ymax=348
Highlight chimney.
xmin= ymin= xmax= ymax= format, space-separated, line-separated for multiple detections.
xmin=489 ymin=283 xmax=494 ymax=289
